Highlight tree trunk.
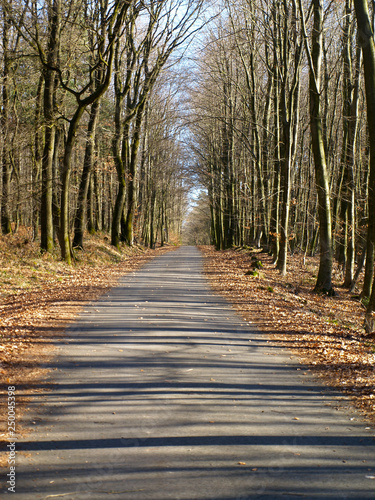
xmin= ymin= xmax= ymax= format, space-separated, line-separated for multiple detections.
xmin=32 ymin=76 xmax=44 ymax=240
xmin=111 ymin=109 xmax=127 ymax=248
xmin=73 ymin=99 xmax=101 ymax=249
xmin=276 ymin=1 xmax=302 ymax=275
xmin=302 ymin=0 xmax=334 ymax=293
xmin=276 ymin=121 xmax=291 ymax=275
xmin=341 ymin=0 xmax=360 ymax=289
xmin=123 ymin=104 xmax=145 ymax=246
xmin=270 ymin=56 xmax=281 ymax=262
xmin=41 ymin=0 xmax=60 ymax=253
xmin=1 ymin=5 xmax=12 ymax=234
xmin=60 ymin=107 xmax=86 ymax=264
xmin=353 ymin=0 xmax=375 ymax=328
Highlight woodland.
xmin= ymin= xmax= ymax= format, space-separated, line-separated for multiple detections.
xmin=2 ymin=0 xmax=375 ymax=332
xmin=2 ymin=0 xmax=375 ymax=442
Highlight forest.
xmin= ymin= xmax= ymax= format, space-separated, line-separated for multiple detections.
xmin=2 ymin=0 xmax=375 ymax=330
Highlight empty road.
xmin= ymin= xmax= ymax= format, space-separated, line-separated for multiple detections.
xmin=7 ymin=246 xmax=375 ymax=499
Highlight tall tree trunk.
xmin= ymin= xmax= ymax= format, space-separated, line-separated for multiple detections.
xmin=111 ymin=110 xmax=127 ymax=249
xmin=353 ymin=0 xmax=375 ymax=329
xmin=94 ymin=167 xmax=102 ymax=232
xmin=111 ymin=37 xmax=128 ymax=249
xmin=60 ymin=106 xmax=86 ymax=264
xmin=41 ymin=0 xmax=60 ymax=253
xmin=73 ymin=99 xmax=101 ymax=249
xmin=1 ymin=4 xmax=12 ymax=234
xmin=301 ymin=0 xmax=334 ymax=293
xmin=32 ymin=76 xmax=44 ymax=240
xmin=52 ymin=127 xmax=62 ymax=240
xmin=276 ymin=0 xmax=302 ymax=275
xmin=270 ymin=39 xmax=281 ymax=262
xmin=276 ymin=122 xmax=291 ymax=276
xmin=123 ymin=104 xmax=145 ymax=246
xmin=340 ymin=0 xmax=361 ymax=289
xmin=87 ymin=173 xmax=95 ymax=234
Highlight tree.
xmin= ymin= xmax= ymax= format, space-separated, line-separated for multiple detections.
xmin=40 ymin=0 xmax=60 ymax=253
xmin=1 ymin=1 xmax=13 ymax=234
xmin=273 ymin=0 xmax=303 ymax=275
xmin=338 ymin=0 xmax=361 ymax=289
xmin=72 ymin=2 xmax=111 ymax=250
xmin=300 ymin=0 xmax=334 ymax=293
xmin=353 ymin=0 xmax=375 ymax=330
xmin=58 ymin=1 xmax=132 ymax=263
xmin=111 ymin=0 xmax=206 ymax=248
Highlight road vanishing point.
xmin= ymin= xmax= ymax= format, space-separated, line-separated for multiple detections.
xmin=8 ymin=246 xmax=375 ymax=499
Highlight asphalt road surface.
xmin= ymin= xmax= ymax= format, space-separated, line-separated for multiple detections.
xmin=6 ymin=246 xmax=375 ymax=499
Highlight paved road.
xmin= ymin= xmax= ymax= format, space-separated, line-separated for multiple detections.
xmin=5 ymin=246 xmax=375 ymax=499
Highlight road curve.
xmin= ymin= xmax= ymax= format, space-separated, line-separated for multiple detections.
xmin=8 ymin=246 xmax=375 ymax=499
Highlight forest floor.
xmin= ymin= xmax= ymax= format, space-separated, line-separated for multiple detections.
xmin=0 ymin=229 xmax=175 ymax=467
xmin=199 ymin=245 xmax=375 ymax=426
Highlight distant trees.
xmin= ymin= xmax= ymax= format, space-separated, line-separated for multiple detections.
xmin=109 ymin=0 xmax=204 ymax=249
xmin=187 ymin=0 xmax=375 ymax=302
xmin=183 ymin=191 xmax=211 ymax=245
xmin=4 ymin=0 xmax=375 ymax=330
xmin=0 ymin=0 xmax=203 ymax=260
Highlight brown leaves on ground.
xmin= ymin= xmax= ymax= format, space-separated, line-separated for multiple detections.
xmin=0 ymin=229 xmax=174 ymax=464
xmin=199 ymin=245 xmax=375 ymax=425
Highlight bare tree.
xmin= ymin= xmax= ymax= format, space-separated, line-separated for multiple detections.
xmin=299 ymin=0 xmax=334 ymax=293
xmin=111 ymin=0 xmax=206 ymax=248
xmin=353 ymin=0 xmax=375 ymax=330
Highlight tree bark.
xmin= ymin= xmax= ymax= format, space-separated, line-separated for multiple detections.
xmin=276 ymin=0 xmax=302 ymax=275
xmin=41 ymin=0 xmax=60 ymax=253
xmin=1 ymin=4 xmax=12 ymax=234
xmin=72 ymin=99 xmax=101 ymax=249
xmin=353 ymin=0 xmax=375 ymax=329
xmin=123 ymin=104 xmax=145 ymax=246
xmin=301 ymin=0 xmax=334 ymax=293
xmin=60 ymin=107 xmax=85 ymax=263
xmin=339 ymin=0 xmax=361 ymax=289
